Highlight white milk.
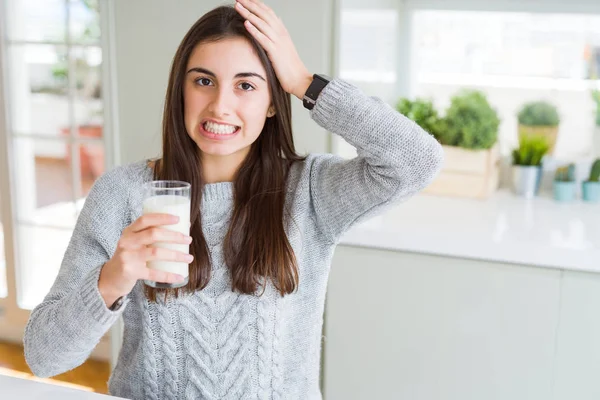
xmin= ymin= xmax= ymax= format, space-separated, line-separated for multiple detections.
xmin=142 ymin=195 xmax=191 ymax=277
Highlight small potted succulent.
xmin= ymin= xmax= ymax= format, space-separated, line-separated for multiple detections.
xmin=593 ymin=90 xmax=600 ymax=157
xmin=511 ymin=135 xmax=550 ymax=198
xmin=553 ymin=163 xmax=577 ymax=202
xmin=517 ymin=101 xmax=560 ymax=155
xmin=582 ymin=159 xmax=600 ymax=202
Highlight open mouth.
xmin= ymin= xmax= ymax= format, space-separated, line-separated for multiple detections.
xmin=202 ymin=120 xmax=240 ymax=135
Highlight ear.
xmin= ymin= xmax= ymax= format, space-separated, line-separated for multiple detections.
xmin=267 ymin=106 xmax=276 ymax=118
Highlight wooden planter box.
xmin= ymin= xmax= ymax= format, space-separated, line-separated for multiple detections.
xmin=422 ymin=144 xmax=500 ymax=199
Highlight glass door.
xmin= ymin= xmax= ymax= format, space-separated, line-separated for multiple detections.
xmin=0 ymin=0 xmax=110 ymax=358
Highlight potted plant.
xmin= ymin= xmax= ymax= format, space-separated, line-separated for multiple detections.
xmin=517 ymin=101 xmax=560 ymax=155
xmin=582 ymin=159 xmax=600 ymax=202
xmin=396 ymin=97 xmax=446 ymax=143
xmin=592 ymin=90 xmax=600 ymax=157
xmin=553 ymin=163 xmax=577 ymax=202
xmin=511 ymin=135 xmax=550 ymax=198
xmin=404 ymin=90 xmax=501 ymax=199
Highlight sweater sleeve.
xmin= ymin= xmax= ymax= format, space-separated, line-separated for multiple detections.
xmin=23 ymin=169 xmax=131 ymax=378
xmin=308 ymin=79 xmax=444 ymax=242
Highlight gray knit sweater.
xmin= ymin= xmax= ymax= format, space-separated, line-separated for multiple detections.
xmin=23 ymin=79 xmax=443 ymax=399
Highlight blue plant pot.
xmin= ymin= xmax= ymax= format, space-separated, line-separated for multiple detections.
xmin=553 ymin=181 xmax=577 ymax=202
xmin=582 ymin=181 xmax=600 ymax=202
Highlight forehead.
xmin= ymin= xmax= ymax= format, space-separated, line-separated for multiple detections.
xmin=187 ymin=37 xmax=266 ymax=76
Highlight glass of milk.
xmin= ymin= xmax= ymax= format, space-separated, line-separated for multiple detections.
xmin=142 ymin=180 xmax=191 ymax=288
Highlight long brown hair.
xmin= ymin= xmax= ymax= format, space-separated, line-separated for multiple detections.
xmin=145 ymin=5 xmax=305 ymax=301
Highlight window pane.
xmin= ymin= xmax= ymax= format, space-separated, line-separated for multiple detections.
xmin=413 ymin=11 xmax=600 ymax=79
xmin=73 ymin=46 xmax=103 ymax=138
xmin=77 ymin=142 xmax=105 ymax=213
xmin=6 ymin=0 xmax=67 ymax=42
xmin=339 ymin=9 xmax=397 ymax=82
xmin=16 ymin=225 xmax=72 ymax=310
xmin=412 ymin=11 xmax=600 ymax=160
xmin=7 ymin=44 xmax=69 ymax=136
xmin=68 ymin=0 xmax=101 ymax=45
xmin=12 ymin=137 xmax=78 ymax=229
xmin=336 ymin=6 xmax=398 ymax=159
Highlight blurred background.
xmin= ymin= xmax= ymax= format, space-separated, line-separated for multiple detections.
xmin=0 ymin=0 xmax=599 ymax=399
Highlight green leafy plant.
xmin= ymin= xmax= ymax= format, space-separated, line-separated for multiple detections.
xmin=588 ymin=159 xmax=600 ymax=182
xmin=396 ymin=97 xmax=446 ymax=142
xmin=512 ymin=135 xmax=550 ymax=166
xmin=440 ymin=90 xmax=499 ymax=149
xmin=592 ymin=90 xmax=600 ymax=127
xmin=555 ymin=164 xmax=576 ymax=182
xmin=517 ymin=101 xmax=560 ymax=127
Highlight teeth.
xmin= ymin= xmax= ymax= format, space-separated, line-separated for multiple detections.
xmin=204 ymin=121 xmax=238 ymax=135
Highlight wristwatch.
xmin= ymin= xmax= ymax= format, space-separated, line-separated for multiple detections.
xmin=109 ymin=296 xmax=124 ymax=311
xmin=302 ymin=74 xmax=331 ymax=110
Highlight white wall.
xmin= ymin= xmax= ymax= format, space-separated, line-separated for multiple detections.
xmin=112 ymin=0 xmax=335 ymax=165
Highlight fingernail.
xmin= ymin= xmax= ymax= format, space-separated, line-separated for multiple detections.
xmin=185 ymin=236 xmax=193 ymax=243
xmin=177 ymin=275 xmax=186 ymax=282
xmin=185 ymin=254 xmax=194 ymax=262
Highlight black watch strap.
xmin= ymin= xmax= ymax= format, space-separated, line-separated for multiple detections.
xmin=303 ymin=74 xmax=331 ymax=110
xmin=109 ymin=296 xmax=124 ymax=311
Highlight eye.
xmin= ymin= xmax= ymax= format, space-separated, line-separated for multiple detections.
xmin=239 ymin=82 xmax=255 ymax=91
xmin=195 ymin=77 xmax=213 ymax=86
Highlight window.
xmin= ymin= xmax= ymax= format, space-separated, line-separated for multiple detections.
xmin=2 ymin=0 xmax=105 ymax=310
xmin=335 ymin=4 xmax=400 ymax=159
xmin=335 ymin=1 xmax=600 ymax=162
xmin=339 ymin=9 xmax=397 ymax=83
xmin=412 ymin=10 xmax=600 ymax=159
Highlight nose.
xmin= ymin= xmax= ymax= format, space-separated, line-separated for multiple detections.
xmin=208 ymin=86 xmax=234 ymax=117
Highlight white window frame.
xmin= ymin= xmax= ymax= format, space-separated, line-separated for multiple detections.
xmin=0 ymin=0 xmax=121 ymax=365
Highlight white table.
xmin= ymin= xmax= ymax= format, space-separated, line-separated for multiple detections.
xmin=0 ymin=375 xmax=127 ymax=399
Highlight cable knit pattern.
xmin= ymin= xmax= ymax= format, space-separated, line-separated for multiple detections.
xmin=22 ymin=79 xmax=444 ymax=399
xmin=180 ymin=291 xmax=252 ymax=399
xmin=271 ymin=296 xmax=285 ymax=400
xmin=143 ymin=300 xmax=160 ymax=400
xmin=158 ymin=303 xmax=179 ymax=400
xmin=256 ymin=297 xmax=271 ymax=399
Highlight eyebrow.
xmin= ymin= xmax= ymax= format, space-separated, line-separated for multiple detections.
xmin=186 ymin=67 xmax=266 ymax=82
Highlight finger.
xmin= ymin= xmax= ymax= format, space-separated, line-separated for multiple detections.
xmin=235 ymin=1 xmax=277 ymax=42
xmin=143 ymin=269 xmax=187 ymax=285
xmin=142 ymin=246 xmax=194 ymax=264
xmin=236 ymin=0 xmax=277 ymax=28
xmin=244 ymin=20 xmax=274 ymax=52
xmin=129 ymin=213 xmax=180 ymax=233
xmin=120 ymin=227 xmax=192 ymax=249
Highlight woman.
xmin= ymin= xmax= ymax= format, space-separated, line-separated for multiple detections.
xmin=24 ymin=1 xmax=443 ymax=399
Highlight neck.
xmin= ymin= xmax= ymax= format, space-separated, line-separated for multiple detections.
xmin=201 ymin=150 xmax=248 ymax=183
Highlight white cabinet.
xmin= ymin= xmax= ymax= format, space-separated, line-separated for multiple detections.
xmin=324 ymin=246 xmax=565 ymax=400
xmin=553 ymin=271 xmax=600 ymax=399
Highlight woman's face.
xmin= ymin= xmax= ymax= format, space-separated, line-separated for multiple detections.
xmin=183 ymin=37 xmax=274 ymax=162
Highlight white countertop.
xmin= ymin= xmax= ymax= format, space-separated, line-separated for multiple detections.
xmin=0 ymin=374 xmax=125 ymax=399
xmin=339 ymin=190 xmax=600 ymax=273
